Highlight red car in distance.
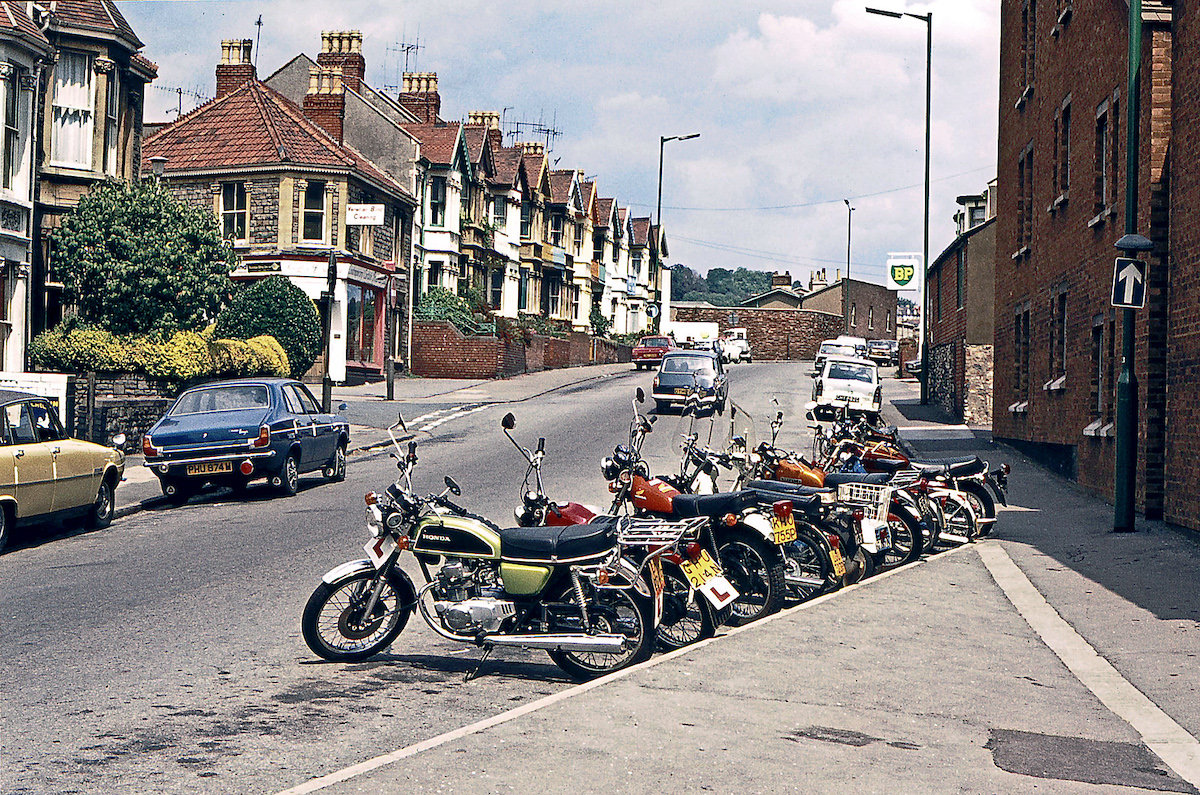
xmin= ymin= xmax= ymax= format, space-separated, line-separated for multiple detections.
xmin=631 ymin=335 xmax=675 ymax=370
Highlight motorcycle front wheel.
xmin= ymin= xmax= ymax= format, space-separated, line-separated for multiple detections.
xmin=959 ymin=481 xmax=996 ymax=535
xmin=878 ymin=508 xmax=924 ymax=570
xmin=781 ymin=531 xmax=830 ymax=602
xmin=940 ymin=494 xmax=979 ymax=544
xmin=657 ymin=564 xmax=721 ymax=651
xmin=547 ymin=583 xmax=654 ymax=681
xmin=718 ymin=531 xmax=786 ymax=626
xmin=302 ymin=570 xmax=412 ymax=662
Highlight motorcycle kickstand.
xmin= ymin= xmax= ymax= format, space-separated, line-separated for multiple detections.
xmin=465 ymin=646 xmax=493 ymax=683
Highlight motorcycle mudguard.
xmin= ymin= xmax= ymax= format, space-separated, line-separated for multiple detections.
xmin=741 ymin=513 xmax=781 ymax=551
xmin=985 ymin=475 xmax=1009 ymax=506
xmin=321 ymin=558 xmax=418 ymax=608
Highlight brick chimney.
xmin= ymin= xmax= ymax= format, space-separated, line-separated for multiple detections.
xmin=216 ymin=39 xmax=255 ymax=98
xmin=303 ymin=65 xmax=346 ymax=142
xmin=399 ymin=72 xmax=440 ymax=123
xmin=771 ymin=271 xmax=791 ymax=289
xmin=518 ymin=141 xmax=545 ymax=156
xmin=467 ymin=110 xmax=503 ymax=150
xmin=316 ymin=30 xmax=365 ymax=93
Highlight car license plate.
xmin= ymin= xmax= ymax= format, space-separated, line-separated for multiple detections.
xmin=771 ymin=514 xmax=797 ymax=545
xmin=674 ymin=388 xmax=689 ymax=395
xmin=829 ymin=546 xmax=846 ymax=579
xmin=364 ymin=535 xmax=397 ymax=569
xmin=186 ymin=461 xmax=233 ymax=476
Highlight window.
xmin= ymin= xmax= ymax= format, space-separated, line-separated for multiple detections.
xmin=574 ymin=220 xmax=584 ymax=252
xmin=429 ymin=260 xmax=443 ymax=289
xmin=1017 ymin=144 xmax=1034 ymax=252
xmin=520 ymin=201 xmax=532 ymax=239
xmin=1091 ymin=316 xmax=1104 ymax=417
xmin=518 ymin=268 xmax=528 ymax=311
xmin=1014 ymin=304 xmax=1032 ymax=402
xmin=1020 ymin=0 xmax=1036 ymax=94
xmin=969 ymin=206 xmax=986 ymax=227
xmin=1048 ymin=289 xmax=1067 ymax=380
xmin=550 ymin=214 xmax=564 ymax=246
xmin=345 ymin=283 xmax=378 ymax=363
xmin=868 ymin=306 xmax=874 ymax=330
xmin=547 ymin=276 xmax=561 ymax=316
xmin=411 ymin=265 xmax=423 ymax=307
xmin=51 ymin=51 xmax=94 ymax=168
xmin=956 ymin=250 xmax=965 ymax=310
xmin=302 ymin=180 xmax=326 ymax=242
xmin=222 ymin=182 xmax=248 ymax=243
xmin=430 ymin=176 xmax=446 ymax=227
xmin=1053 ymin=99 xmax=1070 ymax=200
xmin=492 ymin=196 xmax=506 ymax=230
xmin=4 ymin=403 xmax=35 ymax=444
xmin=103 ymin=70 xmax=119 ymax=176
xmin=593 ymin=231 xmax=604 ymax=262
xmin=632 ymin=254 xmax=643 ymax=280
xmin=886 ymin=310 xmax=893 ymax=332
xmin=2 ymin=65 xmax=18 ymax=190
xmin=1094 ymin=103 xmax=1109 ymax=213
xmin=571 ymin=284 xmax=580 ymax=319
xmin=850 ymin=302 xmax=857 ymax=328
xmin=489 ymin=268 xmax=503 ymax=310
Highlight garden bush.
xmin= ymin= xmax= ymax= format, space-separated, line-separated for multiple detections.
xmin=214 ymin=275 xmax=321 ymax=379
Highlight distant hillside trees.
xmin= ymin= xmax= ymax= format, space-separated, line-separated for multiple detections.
xmin=670 ymin=265 xmax=772 ymax=306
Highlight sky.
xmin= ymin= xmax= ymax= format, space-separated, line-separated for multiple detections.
xmin=117 ymin=0 xmax=1000 ymax=288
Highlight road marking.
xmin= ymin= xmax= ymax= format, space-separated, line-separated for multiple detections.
xmin=979 ymin=543 xmax=1200 ymax=788
xmin=418 ymin=404 xmax=489 ymax=432
xmin=272 ymin=541 xmax=951 ymax=795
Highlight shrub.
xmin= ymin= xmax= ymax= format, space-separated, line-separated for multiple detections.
xmin=214 ymin=275 xmax=321 ymax=379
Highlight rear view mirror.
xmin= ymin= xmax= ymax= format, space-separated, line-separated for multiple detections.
xmin=636 ymin=388 xmax=645 ymax=403
xmin=111 ymin=432 xmax=126 ymax=449
xmin=445 ymin=475 xmax=461 ymax=496
xmin=502 ymin=412 xmax=516 ymax=430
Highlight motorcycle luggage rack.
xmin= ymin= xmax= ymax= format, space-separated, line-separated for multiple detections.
xmin=836 ymin=482 xmax=892 ymax=522
xmin=615 ymin=516 xmax=707 ymax=547
xmin=887 ymin=469 xmax=920 ymax=489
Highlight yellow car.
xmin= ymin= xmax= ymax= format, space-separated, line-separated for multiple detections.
xmin=0 ymin=390 xmax=126 ymax=553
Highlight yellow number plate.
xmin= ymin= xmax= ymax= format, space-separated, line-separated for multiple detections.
xmin=679 ymin=550 xmax=723 ymax=588
xmin=771 ymin=514 xmax=797 ymax=545
xmin=648 ymin=557 xmax=665 ymax=597
xmin=186 ymin=461 xmax=233 ymax=476
xmin=829 ymin=546 xmax=846 ymax=579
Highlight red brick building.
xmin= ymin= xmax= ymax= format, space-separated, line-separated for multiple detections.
xmin=994 ymin=0 xmax=1200 ymax=529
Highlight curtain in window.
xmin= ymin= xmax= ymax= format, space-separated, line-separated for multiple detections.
xmin=51 ymin=52 xmax=93 ymax=168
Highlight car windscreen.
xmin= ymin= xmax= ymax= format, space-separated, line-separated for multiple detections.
xmin=640 ymin=338 xmax=670 ymax=347
xmin=826 ymin=363 xmax=875 ymax=383
xmin=819 ymin=344 xmax=857 ymax=356
xmin=171 ymin=385 xmax=270 ymax=414
xmin=661 ymin=356 xmax=715 ymax=374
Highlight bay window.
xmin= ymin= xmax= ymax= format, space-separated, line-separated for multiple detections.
xmin=103 ymin=70 xmax=120 ymax=176
xmin=222 ymin=182 xmax=248 ymax=243
xmin=2 ymin=65 xmax=18 ymax=190
xmin=51 ymin=51 xmax=94 ymax=169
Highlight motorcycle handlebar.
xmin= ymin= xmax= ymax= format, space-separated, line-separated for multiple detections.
xmin=537 ymin=437 xmax=545 ymax=455
xmin=436 ymin=495 xmax=467 ymax=515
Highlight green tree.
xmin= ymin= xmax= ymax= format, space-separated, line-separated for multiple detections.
xmin=52 ymin=179 xmax=237 ymax=335
xmin=214 ymin=275 xmax=321 ymax=378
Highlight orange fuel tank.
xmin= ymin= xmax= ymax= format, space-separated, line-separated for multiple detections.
xmin=771 ymin=459 xmax=825 ymax=487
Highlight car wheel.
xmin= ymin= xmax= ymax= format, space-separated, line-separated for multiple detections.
xmin=86 ymin=477 xmax=116 ymax=530
xmin=0 ymin=504 xmax=10 ymax=554
xmin=326 ymin=444 xmax=347 ymax=483
xmin=279 ymin=453 xmax=300 ymax=497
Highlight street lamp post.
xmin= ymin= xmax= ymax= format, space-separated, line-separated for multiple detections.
xmin=844 ymin=199 xmax=854 ymax=334
xmin=655 ymin=133 xmax=699 ymax=330
xmin=867 ymin=6 xmax=932 ymax=403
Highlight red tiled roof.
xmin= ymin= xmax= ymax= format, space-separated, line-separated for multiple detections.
xmin=490 ymin=146 xmax=523 ymax=188
xmin=521 ymin=152 xmax=545 ymax=190
xmin=402 ymin=122 xmax=461 ymax=167
xmin=548 ymin=169 xmax=575 ymax=205
xmin=579 ymin=181 xmax=595 ymax=214
xmin=595 ymin=198 xmax=614 ymax=228
xmin=462 ymin=126 xmax=488 ymax=166
xmin=54 ymin=0 xmax=142 ymax=48
xmin=630 ymin=217 xmax=651 ymax=247
xmin=142 ymin=80 xmax=410 ymax=199
xmin=131 ymin=51 xmax=158 ymax=78
xmin=0 ymin=1 xmax=48 ymax=43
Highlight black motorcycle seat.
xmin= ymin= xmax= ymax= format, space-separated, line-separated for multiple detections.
xmin=500 ymin=517 xmax=617 ymax=562
xmin=910 ymin=456 xmax=985 ymax=478
xmin=743 ymin=481 xmax=826 ymax=513
xmin=869 ymin=457 xmax=909 ymax=473
xmin=670 ymin=490 xmax=756 ymax=519
xmin=823 ymin=471 xmax=893 ymax=487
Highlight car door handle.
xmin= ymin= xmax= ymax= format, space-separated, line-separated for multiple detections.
xmin=14 ymin=448 xmax=23 ymax=458
xmin=51 ymin=446 xmax=61 ymax=455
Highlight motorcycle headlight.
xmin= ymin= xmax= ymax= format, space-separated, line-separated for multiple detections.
xmin=601 ymin=456 xmax=621 ymax=480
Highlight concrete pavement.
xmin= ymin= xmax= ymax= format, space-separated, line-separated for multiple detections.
xmin=267 ymin=374 xmax=1200 ymax=795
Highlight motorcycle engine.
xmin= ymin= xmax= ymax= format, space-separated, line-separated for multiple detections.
xmin=432 ymin=560 xmax=514 ymax=634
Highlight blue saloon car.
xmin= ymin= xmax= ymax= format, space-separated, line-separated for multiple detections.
xmin=142 ymin=378 xmax=350 ymax=503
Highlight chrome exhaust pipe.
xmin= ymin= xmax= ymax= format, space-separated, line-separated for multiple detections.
xmin=484 ymin=633 xmax=629 ymax=654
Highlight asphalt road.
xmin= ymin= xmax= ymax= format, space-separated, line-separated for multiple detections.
xmin=0 ymin=361 xmax=816 ymax=795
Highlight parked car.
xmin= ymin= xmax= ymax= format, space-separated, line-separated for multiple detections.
xmin=867 ymin=339 xmax=899 ymax=367
xmin=632 ymin=335 xmax=675 ymax=370
xmin=813 ymin=339 xmax=863 ymax=375
xmin=811 ymin=356 xmax=883 ymax=420
xmin=652 ymin=350 xmax=729 ymax=413
xmin=904 ymin=358 xmax=923 ymax=377
xmin=724 ymin=335 xmax=752 ymax=364
xmin=0 ymin=390 xmax=126 ymax=553
xmin=142 ymin=378 xmax=350 ymax=504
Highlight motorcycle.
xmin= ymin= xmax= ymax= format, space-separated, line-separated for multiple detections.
xmin=301 ymin=413 xmax=668 ymax=682
xmin=499 ymin=410 xmax=736 ymax=651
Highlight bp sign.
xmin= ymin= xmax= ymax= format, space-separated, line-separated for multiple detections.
xmin=886 ymin=253 xmax=922 ymax=292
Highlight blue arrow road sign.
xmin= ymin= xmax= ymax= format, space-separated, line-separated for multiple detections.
xmin=1112 ymin=257 xmax=1147 ymax=309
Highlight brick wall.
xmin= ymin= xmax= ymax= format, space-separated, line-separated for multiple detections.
xmin=994 ymin=1 xmax=1178 ymax=520
xmin=411 ymin=321 xmax=631 ymax=378
xmin=70 ymin=373 xmax=177 ymax=453
xmin=671 ymin=306 xmax=843 ymax=360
